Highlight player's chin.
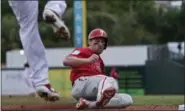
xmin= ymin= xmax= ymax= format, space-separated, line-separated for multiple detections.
xmin=96 ymin=49 xmax=103 ymax=54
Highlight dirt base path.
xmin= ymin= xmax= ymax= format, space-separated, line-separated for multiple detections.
xmin=1 ymin=104 xmax=178 ymax=111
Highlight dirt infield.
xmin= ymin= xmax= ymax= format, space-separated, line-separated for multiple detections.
xmin=1 ymin=104 xmax=178 ymax=111
xmin=2 ymin=95 xmax=183 ymax=111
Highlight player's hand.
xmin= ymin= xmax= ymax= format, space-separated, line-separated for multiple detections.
xmin=87 ymin=54 xmax=99 ymax=63
xmin=110 ymin=67 xmax=119 ymax=79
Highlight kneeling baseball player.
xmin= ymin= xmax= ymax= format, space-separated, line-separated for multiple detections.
xmin=63 ymin=28 xmax=133 ymax=109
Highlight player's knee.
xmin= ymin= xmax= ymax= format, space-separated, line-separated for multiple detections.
xmin=120 ymin=94 xmax=133 ymax=106
xmin=71 ymin=88 xmax=82 ymax=100
xmin=106 ymin=77 xmax=119 ymax=92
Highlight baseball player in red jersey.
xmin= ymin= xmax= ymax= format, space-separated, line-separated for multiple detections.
xmin=63 ymin=28 xmax=133 ymax=109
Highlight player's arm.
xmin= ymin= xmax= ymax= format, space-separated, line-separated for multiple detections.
xmin=63 ymin=50 xmax=99 ymax=67
xmin=63 ymin=56 xmax=90 ymax=67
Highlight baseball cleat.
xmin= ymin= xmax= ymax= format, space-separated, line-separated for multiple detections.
xmin=96 ymin=87 xmax=116 ymax=107
xmin=43 ymin=9 xmax=70 ymax=39
xmin=36 ymin=84 xmax=60 ymax=102
xmin=76 ymin=98 xmax=90 ymax=110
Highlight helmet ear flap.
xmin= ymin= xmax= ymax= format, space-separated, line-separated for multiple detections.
xmin=104 ymin=39 xmax=108 ymax=49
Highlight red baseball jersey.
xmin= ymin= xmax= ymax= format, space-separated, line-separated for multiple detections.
xmin=68 ymin=47 xmax=105 ymax=84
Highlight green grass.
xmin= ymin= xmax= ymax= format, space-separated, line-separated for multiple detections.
xmin=1 ymin=95 xmax=184 ymax=106
xmin=132 ymin=95 xmax=184 ymax=105
xmin=49 ymin=69 xmax=72 ymax=98
xmin=120 ymin=89 xmax=144 ymax=95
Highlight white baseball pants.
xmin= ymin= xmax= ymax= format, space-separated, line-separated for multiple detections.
xmin=71 ymin=75 xmax=133 ymax=108
xmin=8 ymin=1 xmax=67 ymax=87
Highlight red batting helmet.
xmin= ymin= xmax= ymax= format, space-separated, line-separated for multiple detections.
xmin=88 ymin=28 xmax=108 ymax=49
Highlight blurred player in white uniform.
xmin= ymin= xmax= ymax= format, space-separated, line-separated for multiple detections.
xmin=22 ymin=62 xmax=36 ymax=95
xmin=8 ymin=0 xmax=70 ymax=101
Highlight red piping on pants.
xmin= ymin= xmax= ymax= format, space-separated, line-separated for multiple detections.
xmin=100 ymin=77 xmax=107 ymax=95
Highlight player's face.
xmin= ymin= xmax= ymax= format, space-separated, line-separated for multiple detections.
xmin=88 ymin=38 xmax=106 ymax=54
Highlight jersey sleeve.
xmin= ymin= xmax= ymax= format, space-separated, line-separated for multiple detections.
xmin=69 ymin=49 xmax=83 ymax=58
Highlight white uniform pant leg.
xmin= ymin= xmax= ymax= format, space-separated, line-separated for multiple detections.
xmin=44 ymin=0 xmax=67 ymax=17
xmin=97 ymin=76 xmax=133 ymax=107
xmin=22 ymin=67 xmax=36 ymax=93
xmin=105 ymin=93 xmax=133 ymax=107
xmin=97 ymin=76 xmax=119 ymax=101
xmin=8 ymin=1 xmax=49 ymax=87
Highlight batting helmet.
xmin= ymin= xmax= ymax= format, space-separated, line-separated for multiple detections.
xmin=88 ymin=28 xmax=108 ymax=49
